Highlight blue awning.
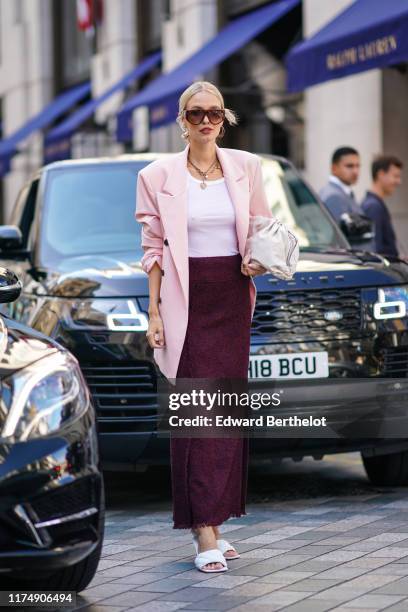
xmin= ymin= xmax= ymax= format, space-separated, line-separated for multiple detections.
xmin=286 ymin=0 xmax=408 ymax=92
xmin=0 ymin=81 xmax=90 ymax=177
xmin=44 ymin=51 xmax=161 ymax=164
xmin=116 ymin=0 xmax=300 ymax=142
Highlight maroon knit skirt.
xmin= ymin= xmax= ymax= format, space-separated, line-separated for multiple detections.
xmin=170 ymin=253 xmax=251 ymax=529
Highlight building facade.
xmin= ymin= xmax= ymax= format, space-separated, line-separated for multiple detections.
xmin=0 ymin=0 xmax=302 ymax=221
xmin=304 ymin=0 xmax=408 ymax=253
xmin=0 ymin=0 xmax=406 ymax=251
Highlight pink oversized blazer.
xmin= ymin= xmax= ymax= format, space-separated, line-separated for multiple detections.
xmin=135 ymin=143 xmax=273 ymax=381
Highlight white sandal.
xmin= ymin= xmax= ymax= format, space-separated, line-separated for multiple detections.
xmin=192 ymin=534 xmax=228 ymax=573
xmin=217 ymin=539 xmax=240 ymax=560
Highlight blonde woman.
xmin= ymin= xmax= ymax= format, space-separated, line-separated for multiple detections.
xmin=135 ymin=81 xmax=273 ymax=572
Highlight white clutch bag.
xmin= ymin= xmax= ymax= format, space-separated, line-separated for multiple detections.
xmin=244 ymin=215 xmax=299 ymax=280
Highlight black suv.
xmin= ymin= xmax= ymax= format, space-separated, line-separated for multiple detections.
xmin=1 ymin=153 xmax=408 ymax=485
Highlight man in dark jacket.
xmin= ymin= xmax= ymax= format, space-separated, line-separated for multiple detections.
xmin=361 ymin=155 xmax=403 ymax=257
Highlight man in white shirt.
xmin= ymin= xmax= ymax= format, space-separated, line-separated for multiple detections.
xmin=319 ymin=146 xmax=362 ymax=221
xmin=319 ymin=146 xmax=374 ymax=251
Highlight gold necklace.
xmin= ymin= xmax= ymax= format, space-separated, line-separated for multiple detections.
xmin=188 ymin=155 xmax=221 ymax=189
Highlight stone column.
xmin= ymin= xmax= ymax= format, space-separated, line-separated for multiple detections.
xmin=303 ymin=0 xmax=382 ymax=202
xmin=0 ymin=0 xmax=53 ymax=221
xmin=151 ymin=0 xmax=218 ymax=152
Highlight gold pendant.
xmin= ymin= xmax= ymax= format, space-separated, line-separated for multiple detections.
xmin=200 ymin=181 xmax=207 ymax=189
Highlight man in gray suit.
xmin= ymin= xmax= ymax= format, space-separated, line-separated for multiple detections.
xmin=319 ymin=146 xmax=373 ymax=250
xmin=319 ymin=146 xmax=362 ymax=221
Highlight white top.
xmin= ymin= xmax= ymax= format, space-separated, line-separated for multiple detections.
xmin=186 ymin=173 xmax=240 ymax=257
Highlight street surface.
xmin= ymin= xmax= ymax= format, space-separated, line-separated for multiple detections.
xmin=72 ymin=453 xmax=408 ymax=611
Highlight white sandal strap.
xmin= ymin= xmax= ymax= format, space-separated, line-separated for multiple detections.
xmin=217 ymin=539 xmax=237 ymax=555
xmin=194 ymin=548 xmax=227 ymax=571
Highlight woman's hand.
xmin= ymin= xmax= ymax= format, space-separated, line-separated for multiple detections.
xmin=146 ymin=313 xmax=165 ymax=348
xmin=241 ymin=253 xmax=267 ymax=277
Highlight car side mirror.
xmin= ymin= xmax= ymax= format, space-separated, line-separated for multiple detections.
xmin=339 ymin=213 xmax=374 ymax=243
xmin=0 ymin=267 xmax=22 ymax=303
xmin=0 ymin=225 xmax=23 ymax=251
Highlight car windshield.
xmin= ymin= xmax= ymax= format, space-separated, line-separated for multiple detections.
xmin=40 ymin=158 xmax=347 ymax=267
xmin=260 ymin=158 xmax=347 ymax=250
xmin=40 ymin=163 xmax=147 ymax=266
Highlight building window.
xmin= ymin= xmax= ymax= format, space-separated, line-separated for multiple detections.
xmin=223 ymin=0 xmax=272 ymax=17
xmin=218 ymin=1 xmax=303 ymax=164
xmin=0 ymin=1 xmax=2 ymax=64
xmin=14 ymin=0 xmax=23 ymax=24
xmin=53 ymin=0 xmax=93 ymax=89
xmin=139 ymin=0 xmax=166 ymax=54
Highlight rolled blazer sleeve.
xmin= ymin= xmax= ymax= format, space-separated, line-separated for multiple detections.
xmin=249 ymin=157 xmax=273 ymax=219
xmin=135 ymin=170 xmax=163 ymax=274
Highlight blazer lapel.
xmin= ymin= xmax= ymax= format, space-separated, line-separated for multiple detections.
xmin=156 ymin=146 xmax=190 ymax=306
xmin=156 ymin=143 xmax=250 ymax=308
xmin=216 ymin=144 xmax=250 ymax=258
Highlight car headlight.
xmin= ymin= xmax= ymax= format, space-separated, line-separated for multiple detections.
xmin=61 ymin=298 xmax=148 ymax=331
xmin=1 ymin=351 xmax=89 ymax=442
xmin=374 ymin=286 xmax=408 ymax=320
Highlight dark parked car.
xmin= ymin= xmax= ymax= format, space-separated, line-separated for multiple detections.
xmin=0 ymin=267 xmax=104 ymax=591
xmin=1 ymin=153 xmax=408 ymax=485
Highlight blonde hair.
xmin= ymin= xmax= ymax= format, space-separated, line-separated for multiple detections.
xmin=176 ymin=81 xmax=238 ymax=140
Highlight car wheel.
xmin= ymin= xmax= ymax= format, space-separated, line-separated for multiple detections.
xmin=2 ymin=478 xmax=105 ymax=593
xmin=362 ymin=450 xmax=408 ymax=486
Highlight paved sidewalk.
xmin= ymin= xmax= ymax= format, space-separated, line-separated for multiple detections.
xmin=74 ymin=458 xmax=408 ymax=612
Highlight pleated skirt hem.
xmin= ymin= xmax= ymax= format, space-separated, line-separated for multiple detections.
xmin=173 ymin=511 xmax=248 ymax=531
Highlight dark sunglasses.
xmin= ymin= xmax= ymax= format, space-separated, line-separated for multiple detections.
xmin=184 ymin=109 xmax=225 ymax=125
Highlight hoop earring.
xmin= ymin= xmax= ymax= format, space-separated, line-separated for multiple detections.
xmin=218 ymin=124 xmax=225 ymax=139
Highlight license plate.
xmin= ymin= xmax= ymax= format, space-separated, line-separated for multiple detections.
xmin=249 ymin=351 xmax=329 ymax=379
